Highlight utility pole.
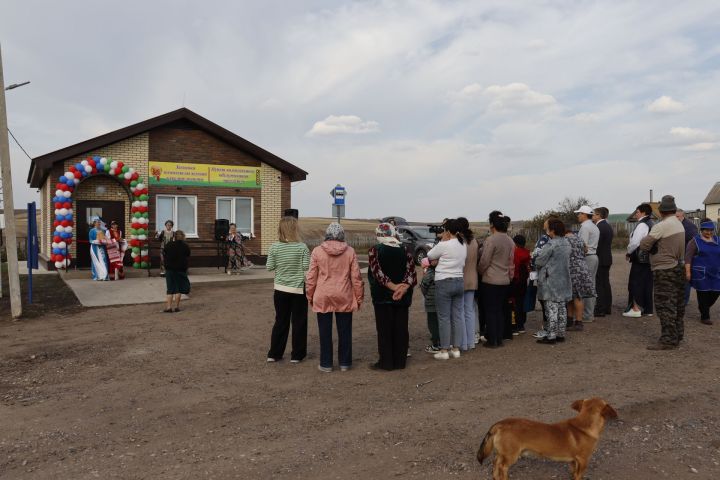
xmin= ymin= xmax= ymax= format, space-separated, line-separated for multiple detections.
xmin=0 ymin=44 xmax=22 ymax=318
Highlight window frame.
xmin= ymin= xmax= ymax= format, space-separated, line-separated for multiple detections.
xmin=156 ymin=194 xmax=198 ymax=238
xmin=216 ymin=196 xmax=254 ymax=235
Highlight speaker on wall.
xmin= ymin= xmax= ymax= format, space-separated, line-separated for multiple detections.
xmin=214 ymin=219 xmax=230 ymax=241
xmin=284 ymin=209 xmax=299 ymax=219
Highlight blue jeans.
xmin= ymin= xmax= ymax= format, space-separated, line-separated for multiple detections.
xmin=435 ymin=277 xmax=465 ymax=349
xmin=317 ymin=312 xmax=352 ymax=369
xmin=462 ymin=290 xmax=476 ymax=350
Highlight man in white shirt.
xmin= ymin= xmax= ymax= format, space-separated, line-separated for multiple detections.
xmin=623 ymin=203 xmax=654 ymax=317
xmin=575 ymin=205 xmax=600 ymax=322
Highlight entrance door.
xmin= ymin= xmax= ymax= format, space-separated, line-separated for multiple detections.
xmin=75 ymin=200 xmax=126 ymax=269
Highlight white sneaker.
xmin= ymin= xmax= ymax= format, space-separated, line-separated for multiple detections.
xmin=622 ymin=309 xmax=641 ymax=318
xmin=474 ymin=333 xmax=481 ymax=344
xmin=318 ymin=365 xmax=332 ymax=373
xmin=340 ymin=366 xmax=350 ymax=372
xmin=433 ymin=351 xmax=450 ymax=360
xmin=479 ymin=335 xmax=487 ymax=343
xmin=449 ymin=349 xmax=461 ymax=359
xmin=290 ymin=359 xmax=301 ymax=364
xmin=266 ymin=358 xmax=276 ymax=363
xmin=532 ymin=330 xmax=548 ymax=338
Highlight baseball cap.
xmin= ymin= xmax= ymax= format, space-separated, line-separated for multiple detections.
xmin=574 ymin=205 xmax=594 ymax=215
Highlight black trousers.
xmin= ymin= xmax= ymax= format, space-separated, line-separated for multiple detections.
xmin=595 ymin=265 xmax=612 ymax=314
xmin=628 ymin=262 xmax=653 ymax=314
xmin=268 ymin=290 xmax=308 ymax=361
xmin=697 ymin=291 xmax=720 ymax=320
xmin=482 ymin=283 xmax=508 ymax=346
xmin=476 ymin=282 xmax=486 ymax=335
xmin=513 ymin=291 xmax=527 ymax=330
xmin=373 ymin=304 xmax=409 ymax=370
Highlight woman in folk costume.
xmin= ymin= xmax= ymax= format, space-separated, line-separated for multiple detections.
xmin=89 ymin=217 xmax=110 ymax=281
xmin=106 ymin=220 xmax=127 ymax=280
xmin=155 ymin=220 xmax=175 ymax=276
xmin=226 ymin=223 xmax=249 ymax=274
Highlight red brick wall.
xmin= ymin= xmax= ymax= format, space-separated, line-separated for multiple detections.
xmin=148 ymin=123 xmax=265 ymax=260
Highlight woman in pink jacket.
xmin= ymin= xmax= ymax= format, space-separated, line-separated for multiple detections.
xmin=306 ymin=223 xmax=364 ymax=373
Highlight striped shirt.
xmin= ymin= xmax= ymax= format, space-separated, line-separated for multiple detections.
xmin=266 ymin=242 xmax=310 ymax=294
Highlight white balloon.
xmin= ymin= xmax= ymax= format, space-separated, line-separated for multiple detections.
xmin=74 ymin=178 xmax=80 ymax=185
xmin=67 ymin=209 xmax=73 ymax=215
xmin=127 ymin=167 xmax=135 ymax=173
xmin=132 ymin=201 xmax=140 ymax=208
xmin=131 ymin=252 xmax=139 ymax=258
xmin=59 ymin=208 xmax=68 ymax=216
xmin=100 ymin=157 xmax=108 ymax=164
xmin=110 ymin=161 xmax=118 ymax=169
xmin=55 ymin=226 xmax=64 ymax=232
xmin=140 ymin=249 xmax=148 ymax=256
xmin=64 ymin=226 xmax=73 ymax=233
xmin=55 ymin=189 xmax=63 ymax=197
xmin=59 ymin=241 xmax=67 ymax=249
xmin=52 ymin=242 xmax=58 ymax=248
xmin=136 ymin=183 xmax=145 ymax=190
xmin=63 ymin=191 xmax=72 ymax=198
xmin=65 ymin=172 xmax=75 ymax=180
xmin=124 ymin=172 xmax=132 ymax=180
xmin=54 ymin=209 xmax=61 ymax=215
xmin=138 ymin=235 xmax=146 ymax=241
xmin=81 ymin=160 xmax=88 ymax=166
xmin=55 ymin=261 xmax=64 ymax=269
xmin=141 ymin=201 xmax=148 ymax=207
xmin=84 ymin=165 xmax=92 ymax=173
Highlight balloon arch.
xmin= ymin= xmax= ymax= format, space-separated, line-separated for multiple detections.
xmin=50 ymin=156 xmax=150 ymax=270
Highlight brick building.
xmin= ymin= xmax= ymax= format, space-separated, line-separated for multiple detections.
xmin=27 ymin=108 xmax=307 ymax=269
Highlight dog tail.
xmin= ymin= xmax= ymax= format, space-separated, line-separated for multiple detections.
xmin=477 ymin=424 xmax=497 ymax=465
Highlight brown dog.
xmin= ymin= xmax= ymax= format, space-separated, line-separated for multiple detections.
xmin=477 ymin=398 xmax=617 ymax=480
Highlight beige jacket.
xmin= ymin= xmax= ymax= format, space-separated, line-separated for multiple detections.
xmin=463 ymin=239 xmax=479 ymax=291
xmin=478 ymin=232 xmax=515 ymax=285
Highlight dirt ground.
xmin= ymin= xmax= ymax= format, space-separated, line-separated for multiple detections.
xmin=1 ymin=255 xmax=719 ymax=479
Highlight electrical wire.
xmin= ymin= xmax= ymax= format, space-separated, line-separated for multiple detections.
xmin=7 ymin=128 xmax=32 ymax=160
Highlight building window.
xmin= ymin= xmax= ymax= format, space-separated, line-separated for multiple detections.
xmin=216 ymin=197 xmax=253 ymax=234
xmin=156 ymin=195 xmax=197 ymax=237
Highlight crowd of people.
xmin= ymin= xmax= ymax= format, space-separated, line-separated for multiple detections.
xmin=88 ymin=217 xmax=127 ymax=281
xmin=262 ymin=195 xmax=719 ymax=371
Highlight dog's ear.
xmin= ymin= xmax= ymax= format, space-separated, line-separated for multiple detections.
xmin=602 ymin=404 xmax=618 ymax=419
xmin=571 ymin=399 xmax=584 ymax=412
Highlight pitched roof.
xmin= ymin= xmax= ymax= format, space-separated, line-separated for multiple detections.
xmin=703 ymin=182 xmax=720 ymax=205
xmin=28 ymin=108 xmax=307 ymax=187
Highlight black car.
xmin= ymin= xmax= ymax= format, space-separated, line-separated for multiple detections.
xmin=380 ymin=216 xmax=409 ymax=226
xmin=396 ymin=225 xmax=438 ymax=265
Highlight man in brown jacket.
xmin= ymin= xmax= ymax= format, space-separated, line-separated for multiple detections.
xmin=640 ymin=195 xmax=686 ymax=350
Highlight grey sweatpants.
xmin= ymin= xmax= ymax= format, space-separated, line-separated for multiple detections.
xmin=583 ymin=254 xmax=599 ymax=321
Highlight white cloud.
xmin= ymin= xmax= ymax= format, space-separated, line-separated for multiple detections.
xmin=648 ymin=95 xmax=685 ymax=113
xmin=483 ymin=83 xmax=558 ymax=114
xmin=669 ymin=127 xmax=716 ymax=142
xmin=683 ymin=142 xmax=719 ymax=151
xmin=306 ymin=115 xmax=380 ymax=136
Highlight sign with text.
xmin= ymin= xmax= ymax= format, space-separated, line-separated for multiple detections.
xmin=149 ymin=162 xmax=262 ymax=188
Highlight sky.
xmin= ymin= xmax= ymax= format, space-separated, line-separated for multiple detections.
xmin=1 ymin=0 xmax=719 ymax=222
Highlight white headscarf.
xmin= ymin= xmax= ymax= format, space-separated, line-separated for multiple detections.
xmin=375 ymin=222 xmax=401 ymax=248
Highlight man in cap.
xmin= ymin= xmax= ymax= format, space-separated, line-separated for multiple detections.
xmin=640 ymin=195 xmax=686 ymax=350
xmin=575 ymin=205 xmax=600 ymax=322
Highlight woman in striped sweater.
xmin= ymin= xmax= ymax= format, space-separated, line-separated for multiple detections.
xmin=266 ymin=217 xmax=310 ymax=363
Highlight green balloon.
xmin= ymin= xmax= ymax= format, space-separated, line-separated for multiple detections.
xmin=133 ymin=212 xmax=141 ymax=218
xmin=133 ymin=262 xmax=141 ymax=269
xmin=132 ymin=247 xmax=140 ymax=254
xmin=142 ymin=212 xmax=149 ymax=218
xmin=138 ymin=228 xmax=146 ymax=235
xmin=141 ymin=261 xmax=149 ymax=268
xmin=130 ymin=228 xmax=137 ymax=235
xmin=130 ymin=180 xmax=138 ymax=187
xmin=140 ymin=194 xmax=149 ymax=201
xmin=122 ymin=166 xmax=129 ymax=173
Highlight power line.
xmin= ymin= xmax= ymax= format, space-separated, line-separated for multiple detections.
xmin=7 ymin=128 xmax=32 ymax=160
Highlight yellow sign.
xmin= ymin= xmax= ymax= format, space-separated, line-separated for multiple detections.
xmin=149 ymin=162 xmax=261 ymax=188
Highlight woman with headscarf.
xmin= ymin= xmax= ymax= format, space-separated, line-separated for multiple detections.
xmin=106 ymin=220 xmax=126 ymax=280
xmin=427 ymin=219 xmax=467 ymax=360
xmin=89 ymin=217 xmax=109 ymax=281
xmin=686 ymin=219 xmax=720 ymax=325
xmin=368 ymin=222 xmax=417 ymax=370
xmin=306 ymin=223 xmax=364 ymax=372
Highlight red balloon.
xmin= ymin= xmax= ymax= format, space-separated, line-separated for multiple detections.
xmin=63 ymin=202 xmax=72 ymax=208
xmin=56 ymin=183 xmax=64 ymax=190
xmin=53 ymin=236 xmax=62 ymax=243
xmin=88 ymin=159 xmax=96 ymax=167
xmin=117 ymin=161 xmax=124 ymax=169
xmin=61 ymin=220 xmax=69 ymax=227
xmin=69 ymin=166 xmax=78 ymax=173
xmin=54 ymin=202 xmax=63 ymax=209
xmin=53 ymin=220 xmax=61 ymax=227
xmin=66 ymin=239 xmax=72 ymax=245
xmin=131 ymin=172 xmax=139 ymax=180
xmin=91 ymin=167 xmax=98 ymax=174
xmin=141 ymin=256 xmax=150 ymax=262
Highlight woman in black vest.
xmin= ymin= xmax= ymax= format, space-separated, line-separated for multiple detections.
xmin=368 ymin=223 xmax=417 ymax=370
